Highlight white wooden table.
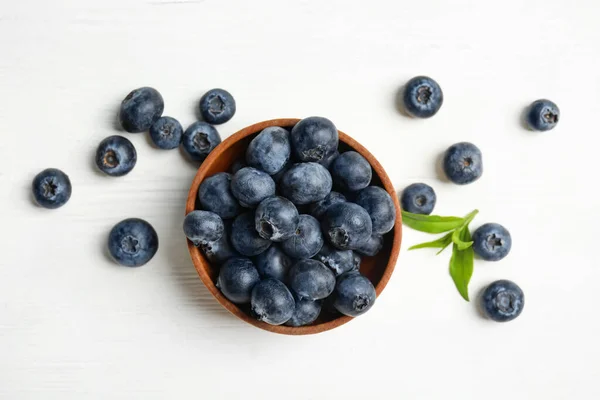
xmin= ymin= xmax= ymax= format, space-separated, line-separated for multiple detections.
xmin=1 ymin=0 xmax=598 ymax=398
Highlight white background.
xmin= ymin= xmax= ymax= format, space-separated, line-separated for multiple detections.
xmin=1 ymin=0 xmax=598 ymax=398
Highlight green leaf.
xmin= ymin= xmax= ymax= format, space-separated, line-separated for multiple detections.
xmin=409 ymin=231 xmax=453 ymax=252
xmin=449 ymin=226 xmax=474 ymax=302
xmin=452 ymin=228 xmax=474 ymax=250
xmin=401 ymin=210 xmax=465 ymax=234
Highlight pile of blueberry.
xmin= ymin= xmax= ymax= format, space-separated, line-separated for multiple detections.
xmin=183 ymin=116 xmax=396 ymax=326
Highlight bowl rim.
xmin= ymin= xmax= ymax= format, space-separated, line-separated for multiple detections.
xmin=185 ymin=118 xmax=402 ymax=335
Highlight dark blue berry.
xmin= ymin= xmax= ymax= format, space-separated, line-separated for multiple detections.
xmin=285 ymin=296 xmax=322 ymax=327
xmin=401 ymin=183 xmax=436 ymax=215
xmin=32 ymin=168 xmax=72 ymax=209
xmin=281 ymin=214 xmax=324 ymax=259
xmin=199 ymin=89 xmax=236 ymax=125
xmin=119 ymin=87 xmax=164 ymax=133
xmin=321 ymin=202 xmax=372 ymax=250
xmin=254 ymin=196 xmax=299 ymax=242
xmin=230 ymin=159 xmax=246 ymax=174
xmin=198 ymin=172 xmax=241 ymax=219
xmin=443 ymin=142 xmax=483 ymax=185
xmin=319 ymin=150 xmax=339 ymax=169
xmin=355 ymin=186 xmax=396 ymax=234
xmin=480 ymin=280 xmax=524 ymax=322
xmin=289 ymin=259 xmax=336 ymax=300
xmin=254 ymin=245 xmax=292 ymax=282
xmin=352 ymin=252 xmax=362 ymax=271
xmin=279 ymin=162 xmax=332 ymax=205
xmin=149 ymin=116 xmax=183 ymax=149
xmin=314 ymin=243 xmax=355 ymax=276
xmin=230 ymin=212 xmax=272 ymax=256
xmin=330 ymin=151 xmax=372 ymax=192
xmin=472 ymin=223 xmax=512 ymax=262
xmin=108 ymin=218 xmax=159 ymax=267
xmin=309 ymin=191 xmax=346 ymax=219
xmin=95 ymin=135 xmax=137 ymax=177
xmin=246 ymin=127 xmax=291 ymax=175
xmin=525 ymin=99 xmax=559 ymax=131
xmin=402 ymin=76 xmax=443 ymax=118
xmin=290 ymin=116 xmax=338 ymax=162
xmin=251 ymin=278 xmax=295 ymax=325
xmin=182 ymin=122 xmax=221 ymax=162
xmin=183 ymin=210 xmax=225 ymax=246
xmin=216 ymin=257 xmax=260 ymax=304
xmin=356 ymin=234 xmax=384 ymax=257
xmin=333 ymin=272 xmax=376 ymax=317
xmin=200 ymin=233 xmax=239 ymax=264
xmin=231 ymin=167 xmax=276 ymax=208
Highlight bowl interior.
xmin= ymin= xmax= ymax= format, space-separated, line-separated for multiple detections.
xmin=186 ymin=118 xmax=401 ymax=335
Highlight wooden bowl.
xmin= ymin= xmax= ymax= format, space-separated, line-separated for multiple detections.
xmin=186 ymin=118 xmax=402 ymax=335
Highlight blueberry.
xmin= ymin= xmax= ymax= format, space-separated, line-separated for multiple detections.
xmin=199 ymin=89 xmax=236 ymax=125
xmin=279 ymin=162 xmax=332 ymax=205
xmin=119 ymin=87 xmax=164 ymax=133
xmin=309 ymin=191 xmax=346 ymax=219
xmin=352 ymin=252 xmax=362 ymax=271
xmin=272 ymin=160 xmax=291 ymax=184
xmin=355 ymin=186 xmax=396 ymax=234
xmin=321 ymin=202 xmax=372 ymax=250
xmin=254 ymin=245 xmax=292 ymax=282
xmin=281 ymin=214 xmax=324 ymax=259
xmin=32 ymin=168 xmax=72 ymax=209
xmin=198 ymin=172 xmax=242 ymax=219
xmin=314 ymin=243 xmax=355 ymax=276
xmin=443 ymin=142 xmax=483 ymax=185
xmin=525 ymin=99 xmax=559 ymax=131
xmin=149 ymin=116 xmax=183 ymax=150
xmin=400 ymin=183 xmax=436 ymax=215
xmin=230 ymin=159 xmax=246 ymax=174
xmin=472 ymin=223 xmax=512 ymax=261
xmin=182 ymin=122 xmax=221 ymax=162
xmin=319 ymin=150 xmax=339 ymax=169
xmin=183 ymin=210 xmax=225 ymax=246
xmin=216 ymin=257 xmax=260 ymax=304
xmin=355 ymin=234 xmax=384 ymax=257
xmin=285 ymin=296 xmax=322 ymax=327
xmin=108 ymin=218 xmax=159 ymax=267
xmin=330 ymin=151 xmax=372 ymax=192
xmin=290 ymin=116 xmax=339 ymax=162
xmin=289 ymin=259 xmax=336 ymax=300
xmin=255 ymin=196 xmax=299 ymax=242
xmin=231 ymin=167 xmax=276 ymax=208
xmin=95 ymin=135 xmax=137 ymax=177
xmin=480 ymin=280 xmax=524 ymax=322
xmin=200 ymin=233 xmax=239 ymax=264
xmin=402 ymin=76 xmax=443 ymax=118
xmin=230 ymin=212 xmax=272 ymax=256
xmin=246 ymin=127 xmax=291 ymax=175
xmin=251 ymin=278 xmax=295 ymax=325
xmin=333 ymin=272 xmax=376 ymax=317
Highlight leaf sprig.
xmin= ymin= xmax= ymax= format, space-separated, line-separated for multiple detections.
xmin=402 ymin=209 xmax=479 ymax=301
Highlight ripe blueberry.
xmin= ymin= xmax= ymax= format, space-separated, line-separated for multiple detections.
xmin=32 ymin=168 xmax=72 ymax=209
xmin=230 ymin=212 xmax=272 ymax=256
xmin=108 ymin=218 xmax=159 ymax=267
xmin=443 ymin=142 xmax=483 ymax=185
xmin=402 ymin=76 xmax=443 ymax=118
xmin=525 ymin=99 xmax=559 ymax=131
xmin=281 ymin=214 xmax=324 ymax=259
xmin=119 ymin=87 xmax=164 ymax=133
xmin=217 ymin=257 xmax=260 ymax=304
xmin=321 ymin=202 xmax=372 ymax=250
xmin=231 ymin=167 xmax=276 ymax=208
xmin=199 ymin=89 xmax=236 ymax=125
xmin=254 ymin=196 xmax=299 ymax=242
xmin=149 ymin=116 xmax=183 ymax=149
xmin=279 ymin=162 xmax=332 ymax=205
xmin=290 ymin=116 xmax=338 ymax=162
xmin=333 ymin=272 xmax=376 ymax=317
xmin=401 ymin=183 xmax=436 ymax=215
xmin=289 ymin=259 xmax=336 ymax=300
xmin=183 ymin=210 xmax=225 ymax=246
xmin=355 ymin=186 xmax=396 ymax=234
xmin=480 ymin=280 xmax=524 ymax=322
xmin=251 ymin=278 xmax=295 ymax=325
xmin=246 ymin=127 xmax=291 ymax=175
xmin=330 ymin=151 xmax=372 ymax=192
xmin=95 ymin=135 xmax=137 ymax=177
xmin=198 ymin=172 xmax=242 ymax=220
xmin=472 ymin=223 xmax=512 ymax=261
xmin=182 ymin=122 xmax=221 ymax=162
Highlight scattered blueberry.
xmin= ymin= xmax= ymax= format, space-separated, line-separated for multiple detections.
xmin=182 ymin=122 xmax=221 ymax=162
xmin=289 ymin=259 xmax=336 ymax=300
xmin=333 ymin=272 xmax=376 ymax=317
xmin=254 ymin=196 xmax=299 ymax=242
xmin=352 ymin=252 xmax=362 ymax=271
xmin=95 ymin=135 xmax=137 ymax=177
xmin=321 ymin=202 xmax=372 ymax=250
xmin=472 ymin=223 xmax=512 ymax=262
xmin=231 ymin=167 xmax=276 ymax=208
xmin=402 ymin=76 xmax=443 ymax=118
xmin=198 ymin=172 xmax=242 ymax=219
xmin=480 ymin=280 xmax=524 ymax=322
xmin=443 ymin=142 xmax=483 ymax=185
xmin=32 ymin=168 xmax=72 ymax=209
xmin=290 ymin=116 xmax=338 ymax=162
xmin=230 ymin=212 xmax=272 ymax=256
xmin=525 ymin=99 xmax=559 ymax=131
xmin=251 ymin=278 xmax=295 ymax=325
xmin=108 ymin=218 xmax=159 ymax=267
xmin=400 ymin=183 xmax=436 ymax=215
xmin=246 ymin=127 xmax=291 ymax=175
xmin=230 ymin=159 xmax=246 ymax=174
xmin=355 ymin=234 xmax=384 ymax=257
xmin=199 ymin=89 xmax=236 ymax=125
xmin=254 ymin=245 xmax=292 ymax=282
xmin=279 ymin=162 xmax=332 ymax=205
xmin=183 ymin=210 xmax=225 ymax=246
xmin=119 ymin=87 xmax=164 ymax=133
xmin=330 ymin=151 xmax=372 ymax=192
xmin=314 ymin=243 xmax=355 ymax=276
xmin=149 ymin=116 xmax=183 ymax=150
xmin=281 ymin=214 xmax=324 ymax=259
xmin=355 ymin=186 xmax=396 ymax=234
xmin=217 ymin=257 xmax=260 ymax=304
xmin=285 ymin=296 xmax=322 ymax=327
xmin=309 ymin=191 xmax=346 ymax=219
